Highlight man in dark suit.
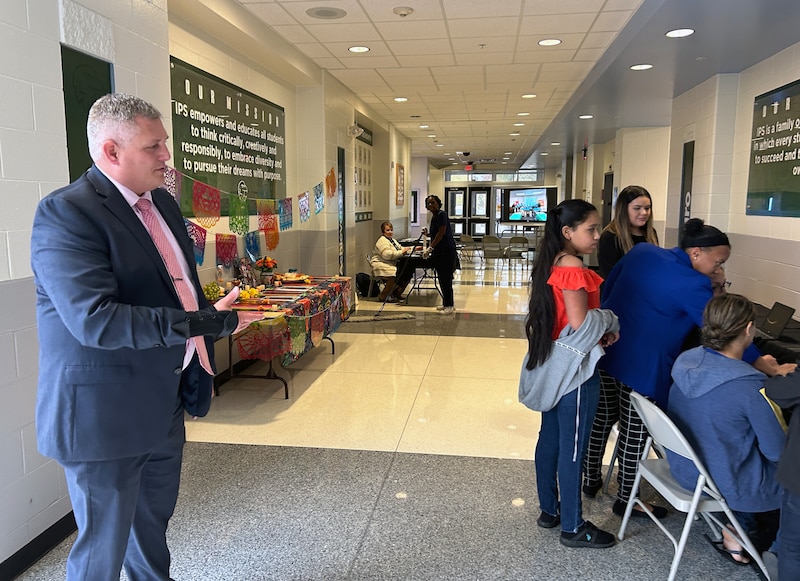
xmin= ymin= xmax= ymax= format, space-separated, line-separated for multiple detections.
xmin=31 ymin=93 xmax=262 ymax=580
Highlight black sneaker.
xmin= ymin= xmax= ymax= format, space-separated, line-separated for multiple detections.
xmin=560 ymin=521 xmax=616 ymax=548
xmin=537 ymin=511 xmax=561 ymax=529
xmin=613 ymin=499 xmax=668 ymax=519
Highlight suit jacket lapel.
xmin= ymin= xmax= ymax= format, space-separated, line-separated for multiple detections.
xmin=87 ymin=166 xmax=178 ymax=296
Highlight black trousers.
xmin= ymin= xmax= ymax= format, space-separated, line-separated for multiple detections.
xmin=432 ymin=249 xmax=457 ymax=307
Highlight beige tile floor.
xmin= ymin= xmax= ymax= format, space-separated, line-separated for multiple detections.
xmin=187 ymin=258 xmax=619 ymax=464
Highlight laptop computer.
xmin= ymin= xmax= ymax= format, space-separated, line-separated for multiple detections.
xmin=758 ymin=301 xmax=796 ymax=340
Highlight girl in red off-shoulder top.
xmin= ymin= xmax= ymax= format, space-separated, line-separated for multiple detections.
xmin=523 ymin=199 xmax=618 ymax=549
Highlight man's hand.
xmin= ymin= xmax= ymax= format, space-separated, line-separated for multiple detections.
xmin=212 ymin=286 xmax=265 ymax=334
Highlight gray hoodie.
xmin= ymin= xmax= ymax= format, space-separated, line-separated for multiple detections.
xmin=519 ymin=308 xmax=620 ymax=459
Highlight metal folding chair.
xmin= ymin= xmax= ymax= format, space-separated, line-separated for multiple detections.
xmin=619 ymin=391 xmax=771 ymax=581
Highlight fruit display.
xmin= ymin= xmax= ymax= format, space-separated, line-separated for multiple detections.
xmin=202 ymin=282 xmax=223 ymax=301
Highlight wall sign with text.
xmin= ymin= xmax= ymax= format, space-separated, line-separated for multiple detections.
xmin=746 ymin=78 xmax=800 ymax=217
xmin=170 ymin=57 xmax=286 ymax=216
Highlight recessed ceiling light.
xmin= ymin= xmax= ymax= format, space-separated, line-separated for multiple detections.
xmin=513 ymin=122 xmax=525 ymax=127
xmin=435 ymin=144 xmax=444 ymax=147
xmin=306 ymin=7 xmax=347 ymax=19
xmin=348 ymin=46 xmax=370 ymax=53
xmin=522 ymin=93 xmax=537 ymax=99
xmin=418 ymin=124 xmax=430 ymax=129
xmin=451 ymin=162 xmax=458 ymax=164
xmin=504 ymin=151 xmax=513 ymax=155
xmin=510 ymin=132 xmax=521 ymax=136
xmin=538 ymin=38 xmax=562 ymax=46
xmin=427 ymin=134 xmax=436 ymax=138
xmin=516 ymin=112 xmax=530 ymax=116
xmin=394 ymin=97 xmax=408 ymax=102
xmin=550 ymin=142 xmax=561 ymax=146
xmin=579 ymin=114 xmax=593 ymax=119
xmin=540 ymin=152 xmax=549 ymax=156
xmin=630 ymin=63 xmax=653 ymax=71
xmin=449 ymin=158 xmax=455 ymax=160
xmin=666 ymin=28 xmax=694 ymax=38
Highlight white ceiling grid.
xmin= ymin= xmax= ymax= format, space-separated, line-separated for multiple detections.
xmin=236 ymin=0 xmax=642 ymax=167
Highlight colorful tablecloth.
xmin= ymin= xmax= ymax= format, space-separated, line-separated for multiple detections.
xmin=232 ymin=276 xmax=351 ymax=366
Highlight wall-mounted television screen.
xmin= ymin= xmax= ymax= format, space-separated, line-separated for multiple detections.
xmin=500 ymin=187 xmax=556 ymax=222
xmin=746 ymin=78 xmax=800 ymax=217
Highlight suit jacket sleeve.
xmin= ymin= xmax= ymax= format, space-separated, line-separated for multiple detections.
xmin=31 ymin=172 xmax=234 ymax=350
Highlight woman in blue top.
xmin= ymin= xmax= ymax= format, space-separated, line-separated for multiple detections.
xmin=592 ymin=218 xmax=787 ymax=519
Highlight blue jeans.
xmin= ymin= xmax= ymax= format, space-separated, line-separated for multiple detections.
xmin=535 ymin=370 xmax=601 ymax=533
xmin=779 ymin=489 xmax=800 ymax=578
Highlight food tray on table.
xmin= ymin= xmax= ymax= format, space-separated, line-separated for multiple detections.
xmin=276 ymin=272 xmax=313 ymax=284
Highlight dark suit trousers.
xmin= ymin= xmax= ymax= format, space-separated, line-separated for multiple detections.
xmin=61 ymin=394 xmax=185 ymax=581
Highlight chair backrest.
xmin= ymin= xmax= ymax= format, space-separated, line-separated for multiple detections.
xmin=508 ymin=236 xmax=529 ymax=249
xmin=482 ymin=235 xmax=501 ymax=247
xmin=460 ymin=234 xmax=475 ymax=244
xmin=628 ymin=391 xmax=720 ymax=492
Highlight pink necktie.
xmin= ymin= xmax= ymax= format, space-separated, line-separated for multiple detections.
xmin=135 ymin=198 xmax=214 ymax=375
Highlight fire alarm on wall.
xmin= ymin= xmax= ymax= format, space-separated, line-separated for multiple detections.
xmin=465 ymin=161 xmax=474 ymax=171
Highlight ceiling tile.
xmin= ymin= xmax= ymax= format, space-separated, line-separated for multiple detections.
xmin=447 ymin=17 xmax=521 ymax=38
xmin=451 ymin=37 xmax=518 ymax=54
xmin=514 ymin=49 xmax=579 ymax=64
xmin=271 ymin=25 xmax=317 ymax=43
xmin=395 ymin=55 xmax=456 ymax=67
xmin=385 ymin=39 xmax=453 ymax=56
xmin=305 ymin=22 xmax=382 ymax=42
xmin=373 ymin=20 xmax=448 ymax=40
xmin=441 ymin=0 xmax=523 ymax=19
xmin=519 ymin=13 xmax=597 ymax=34
xmin=522 ymin=0 xmax=605 ymax=15
xmin=591 ymin=10 xmax=634 ymax=32
xmin=242 ymin=3 xmax=297 ymax=25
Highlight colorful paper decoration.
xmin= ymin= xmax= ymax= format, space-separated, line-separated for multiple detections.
xmin=279 ymin=198 xmax=293 ymax=231
xmin=257 ymin=199 xmax=276 ymax=231
xmin=164 ymin=167 xmax=182 ymax=202
xmin=325 ymin=167 xmax=336 ymax=197
xmin=215 ymin=233 xmax=237 ymax=267
xmin=192 ymin=182 xmax=220 ymax=228
xmin=244 ymin=231 xmax=261 ymax=260
xmin=228 ymin=194 xmax=249 ymax=235
xmin=313 ymin=183 xmax=324 ymax=214
xmin=184 ymin=219 xmax=206 ymax=265
xmin=298 ymin=192 xmax=310 ymax=223
xmin=262 ymin=214 xmax=279 ymax=251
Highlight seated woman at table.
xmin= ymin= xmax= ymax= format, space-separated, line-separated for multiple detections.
xmin=668 ymin=293 xmax=796 ymax=564
xmin=370 ymin=221 xmax=415 ymax=302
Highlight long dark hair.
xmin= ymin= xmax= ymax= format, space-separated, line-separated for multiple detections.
xmin=524 ymin=199 xmax=598 ymax=369
xmin=603 ymin=185 xmax=659 ymax=252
